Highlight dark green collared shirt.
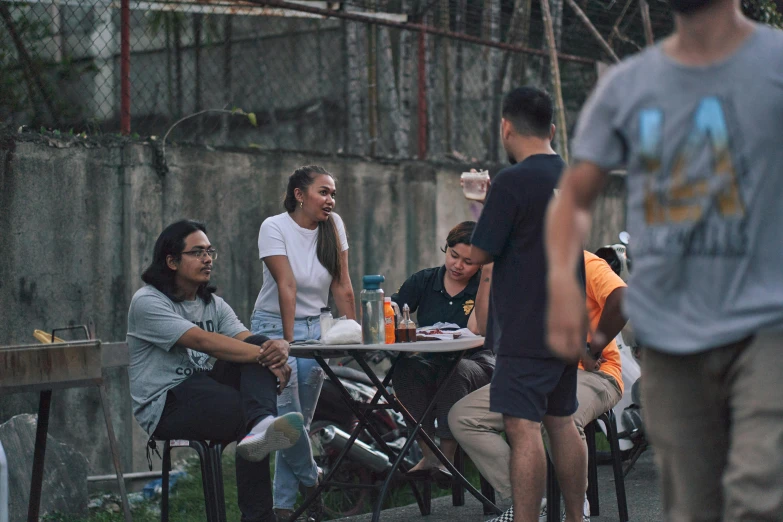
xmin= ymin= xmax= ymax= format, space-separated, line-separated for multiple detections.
xmin=391 ymin=265 xmax=480 ymax=329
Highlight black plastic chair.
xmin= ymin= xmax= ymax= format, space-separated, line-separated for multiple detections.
xmin=413 ymin=446 xmax=498 ymax=516
xmin=452 ymin=446 xmax=497 ymax=515
xmin=547 ymin=410 xmax=629 ymax=522
xmin=158 ymin=439 xmax=227 ymax=522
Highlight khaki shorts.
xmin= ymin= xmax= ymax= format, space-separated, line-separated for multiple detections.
xmin=642 ymin=331 xmax=783 ymax=522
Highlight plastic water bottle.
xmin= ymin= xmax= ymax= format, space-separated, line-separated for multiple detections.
xmin=360 ymin=275 xmax=385 ymax=345
xmin=319 ymin=307 xmax=334 ymax=339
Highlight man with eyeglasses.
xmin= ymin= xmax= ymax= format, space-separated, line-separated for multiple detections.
xmin=128 ymin=220 xmax=304 ymax=522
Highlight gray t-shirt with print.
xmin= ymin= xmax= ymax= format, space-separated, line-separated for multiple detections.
xmin=572 ymin=24 xmax=783 ymax=354
xmin=127 ymin=285 xmax=248 ymax=434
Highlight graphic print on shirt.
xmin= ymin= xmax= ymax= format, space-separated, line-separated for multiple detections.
xmin=637 ymin=96 xmax=747 ymax=257
xmin=185 ymin=319 xmax=214 ymax=372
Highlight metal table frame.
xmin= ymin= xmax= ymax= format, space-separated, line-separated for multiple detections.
xmin=288 ymin=338 xmax=501 ymax=522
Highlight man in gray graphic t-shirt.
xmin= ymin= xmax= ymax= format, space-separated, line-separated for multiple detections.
xmin=128 ymin=284 xmax=247 ymax=433
xmin=544 ymin=0 xmax=783 ymax=519
xmin=128 ymin=220 xmax=305 ymax=522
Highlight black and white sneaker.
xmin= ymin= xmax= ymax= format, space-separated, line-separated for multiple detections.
xmin=489 ymin=498 xmax=550 ymax=522
xmin=488 ymin=506 xmax=514 ymax=522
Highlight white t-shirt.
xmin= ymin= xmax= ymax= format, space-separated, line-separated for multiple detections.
xmin=253 ymin=212 xmax=349 ymax=318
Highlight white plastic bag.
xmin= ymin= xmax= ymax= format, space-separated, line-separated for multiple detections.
xmin=321 ymin=319 xmax=362 ymax=345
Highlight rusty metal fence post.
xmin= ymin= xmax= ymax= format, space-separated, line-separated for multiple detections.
xmin=417 ymin=27 xmax=427 ymax=160
xmin=120 ymin=0 xmax=130 ymax=135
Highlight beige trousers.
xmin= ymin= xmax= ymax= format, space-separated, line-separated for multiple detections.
xmin=449 ymin=370 xmax=622 ymax=500
xmin=642 ymin=331 xmax=783 ymax=522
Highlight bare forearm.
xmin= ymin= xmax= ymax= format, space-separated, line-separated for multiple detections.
xmin=333 ymin=285 xmax=356 ymax=320
xmin=473 ymin=265 xmax=492 ymax=336
xmin=182 ymin=329 xmax=259 ymax=363
xmin=546 ymin=164 xmax=606 ymax=279
xmin=277 ymin=285 xmax=297 ymax=342
xmin=467 ymin=311 xmax=479 ymax=334
xmin=593 ymin=288 xmax=627 ymax=352
xmin=546 ymin=193 xmax=591 ymax=281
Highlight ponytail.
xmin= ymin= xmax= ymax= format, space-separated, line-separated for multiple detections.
xmin=318 ymin=217 xmax=342 ymax=281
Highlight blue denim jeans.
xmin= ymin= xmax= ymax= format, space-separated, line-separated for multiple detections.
xmin=250 ymin=309 xmax=324 ymax=510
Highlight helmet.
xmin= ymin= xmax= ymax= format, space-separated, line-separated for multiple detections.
xmin=594 ymin=243 xmax=631 ymax=281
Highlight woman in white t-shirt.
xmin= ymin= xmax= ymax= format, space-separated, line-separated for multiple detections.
xmin=251 ymin=165 xmax=355 ymax=522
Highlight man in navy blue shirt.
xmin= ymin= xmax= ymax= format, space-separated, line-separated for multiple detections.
xmin=470 ymin=87 xmax=587 ymax=522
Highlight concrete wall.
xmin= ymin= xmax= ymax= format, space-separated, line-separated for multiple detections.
xmin=1 ymin=134 xmax=626 ymax=476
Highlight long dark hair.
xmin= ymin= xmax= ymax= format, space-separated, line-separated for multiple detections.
xmin=283 ymin=165 xmax=342 ymax=281
xmin=141 ymin=220 xmax=217 ymax=303
xmin=441 ymin=221 xmax=477 ymax=253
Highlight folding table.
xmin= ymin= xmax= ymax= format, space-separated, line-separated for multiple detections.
xmin=288 ymin=337 xmax=501 ymax=521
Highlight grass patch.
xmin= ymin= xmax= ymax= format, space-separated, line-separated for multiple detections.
xmin=46 ymin=434 xmax=611 ymax=522
xmin=45 ymin=449 xmax=473 ymax=522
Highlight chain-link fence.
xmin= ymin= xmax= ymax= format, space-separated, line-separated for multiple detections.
xmin=0 ymin=0 xmax=680 ymax=160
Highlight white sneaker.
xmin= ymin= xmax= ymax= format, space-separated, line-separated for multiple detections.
xmin=236 ymin=412 xmax=303 ymax=462
xmin=558 ymin=496 xmax=590 ymax=521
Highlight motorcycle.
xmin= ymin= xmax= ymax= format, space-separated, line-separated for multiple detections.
xmin=309 ymin=353 xmax=422 ymax=518
xmin=594 ymin=233 xmax=648 ymax=473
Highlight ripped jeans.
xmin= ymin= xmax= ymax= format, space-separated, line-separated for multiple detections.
xmin=250 ymin=309 xmax=324 ymax=511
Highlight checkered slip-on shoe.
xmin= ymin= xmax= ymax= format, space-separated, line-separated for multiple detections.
xmin=488 ymin=506 xmax=514 ymax=522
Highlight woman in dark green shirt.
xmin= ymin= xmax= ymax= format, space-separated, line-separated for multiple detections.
xmin=391 ymin=221 xmax=495 ymax=481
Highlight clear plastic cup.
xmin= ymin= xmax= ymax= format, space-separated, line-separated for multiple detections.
xmin=461 ymin=170 xmax=490 ymax=201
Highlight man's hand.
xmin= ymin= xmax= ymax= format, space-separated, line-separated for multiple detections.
xmin=583 ymin=359 xmax=601 ymax=372
xmin=546 ymin=272 xmax=588 ymax=364
xmin=257 ymin=339 xmax=290 ymax=369
xmin=270 ymin=364 xmax=292 ymax=395
xmin=582 ymin=349 xmax=604 ymax=372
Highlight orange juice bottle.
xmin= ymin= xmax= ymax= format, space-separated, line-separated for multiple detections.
xmin=383 ymin=298 xmax=396 ymax=344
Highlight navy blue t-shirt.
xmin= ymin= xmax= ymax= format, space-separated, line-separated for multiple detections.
xmin=472 ymin=154 xmax=579 ymax=358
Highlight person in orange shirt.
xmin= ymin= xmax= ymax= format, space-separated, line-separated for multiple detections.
xmin=449 ymin=251 xmax=626 ymax=522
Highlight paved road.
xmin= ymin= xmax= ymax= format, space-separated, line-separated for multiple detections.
xmin=338 ymin=451 xmax=662 ymax=521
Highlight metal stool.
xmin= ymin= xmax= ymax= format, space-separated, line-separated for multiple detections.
xmin=157 ymin=439 xmax=227 ymax=522
xmin=547 ymin=410 xmax=629 ymax=522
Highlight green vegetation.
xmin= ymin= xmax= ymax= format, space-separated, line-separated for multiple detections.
xmin=43 ymin=450 xmax=480 ymax=522
xmin=43 ymin=431 xmax=612 ymax=522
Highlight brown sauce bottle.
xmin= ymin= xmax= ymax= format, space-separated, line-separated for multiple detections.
xmin=395 ymin=303 xmax=416 ymax=343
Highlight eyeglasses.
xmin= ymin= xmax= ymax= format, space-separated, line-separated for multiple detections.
xmin=181 ymin=248 xmax=218 ymax=261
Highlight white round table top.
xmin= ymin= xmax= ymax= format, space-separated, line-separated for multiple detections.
xmin=288 ymin=335 xmax=485 ymax=357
